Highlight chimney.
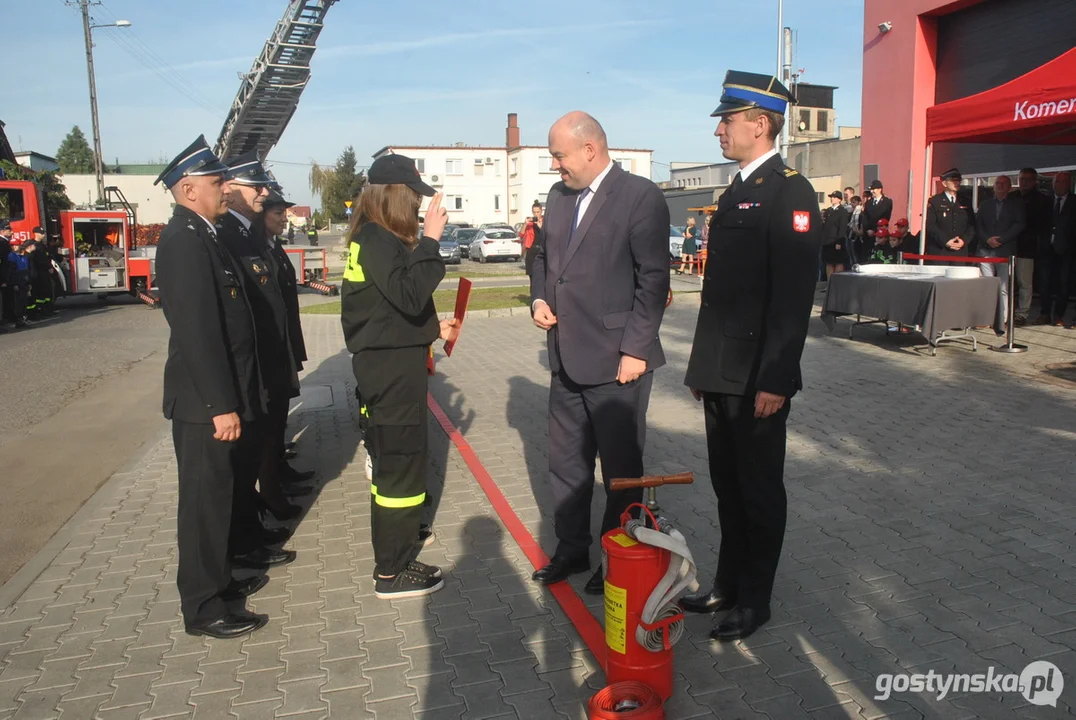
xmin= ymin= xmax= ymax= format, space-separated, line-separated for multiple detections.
xmin=506 ymin=113 xmax=520 ymax=149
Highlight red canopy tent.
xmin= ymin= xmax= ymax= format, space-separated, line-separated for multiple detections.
xmin=917 ymin=47 xmax=1076 ymax=255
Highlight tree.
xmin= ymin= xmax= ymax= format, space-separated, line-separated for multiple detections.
xmin=309 ymin=146 xmax=367 ymax=222
xmin=55 ymin=126 xmax=96 ymax=175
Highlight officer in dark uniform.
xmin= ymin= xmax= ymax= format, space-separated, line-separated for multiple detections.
xmin=680 ymin=71 xmax=822 ymax=641
xmin=218 ymin=153 xmax=309 ymax=547
xmin=154 ymin=136 xmax=270 ymax=639
xmin=926 ymin=168 xmax=976 ymax=264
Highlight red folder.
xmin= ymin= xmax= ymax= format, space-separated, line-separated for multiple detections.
xmin=443 ymin=278 xmax=471 ymax=357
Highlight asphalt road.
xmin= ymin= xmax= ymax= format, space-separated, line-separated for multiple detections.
xmin=0 ymin=295 xmax=170 ymax=585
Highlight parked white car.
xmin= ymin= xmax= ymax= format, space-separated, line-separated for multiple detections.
xmin=469 ymin=229 xmax=522 ymax=262
xmin=669 ymin=225 xmax=685 ymax=259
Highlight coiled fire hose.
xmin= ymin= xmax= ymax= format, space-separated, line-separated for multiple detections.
xmin=623 ymin=518 xmax=698 ymax=652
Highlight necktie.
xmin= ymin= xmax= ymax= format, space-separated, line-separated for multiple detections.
xmin=730 ymin=173 xmax=743 ymax=194
xmin=565 ymin=187 xmax=591 ymax=248
xmin=996 ymin=199 xmax=1003 ymax=221
xmin=1054 ymin=196 xmax=1063 ymax=245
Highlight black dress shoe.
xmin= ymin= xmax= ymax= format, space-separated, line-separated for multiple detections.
xmin=232 ymin=547 xmax=297 ymax=569
xmin=282 ymin=485 xmax=313 ymax=499
xmin=679 ymin=589 xmax=737 ymax=614
xmin=185 ymin=610 xmax=268 ymax=639
xmin=264 ymin=502 xmax=302 ymax=523
xmin=283 ymin=441 xmax=297 ymax=453
xmin=283 ymin=449 xmax=298 ymax=461
xmin=584 ymin=568 xmax=604 ymax=595
xmin=710 ymin=606 xmax=771 ymax=641
xmin=221 ymin=575 xmax=269 ymax=601
xmin=532 ymin=555 xmax=589 ymax=585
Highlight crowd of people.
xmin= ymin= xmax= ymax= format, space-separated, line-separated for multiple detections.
xmin=0 ymin=222 xmax=59 ymax=331
xmin=817 ymin=166 xmax=1076 ymax=328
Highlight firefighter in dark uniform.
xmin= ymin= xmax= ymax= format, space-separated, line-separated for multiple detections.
xmin=262 ymin=186 xmax=310 ymax=466
xmin=28 ymin=227 xmax=56 ymax=317
xmin=218 ymin=152 xmax=309 ymax=543
xmin=679 ymin=71 xmax=822 ymax=641
xmin=926 ymin=167 xmax=976 ymax=264
xmin=154 ymin=136 xmax=271 ymax=639
xmin=340 ymin=154 xmax=457 ymax=600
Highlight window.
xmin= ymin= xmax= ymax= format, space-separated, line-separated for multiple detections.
xmin=510 ymin=158 xmax=518 ymax=176
xmin=799 ymin=109 xmax=811 ymax=131
xmin=817 ymin=111 xmax=829 ymax=133
xmin=816 ymin=192 xmax=825 ymax=204
xmin=474 ymin=164 xmax=484 ymax=176
xmin=445 ymin=195 xmax=464 ymax=211
xmin=414 ymin=158 xmax=425 ymax=174
xmin=494 ymin=159 xmax=502 ymax=176
xmin=539 ymin=155 xmax=557 ymax=173
xmin=446 ymin=159 xmax=463 ymax=175
xmin=616 ymin=158 xmax=633 ymax=173
xmin=494 ymin=195 xmax=501 ymax=211
xmin=511 ymin=193 xmax=518 ymax=212
xmin=538 ymin=193 xmax=548 ymax=205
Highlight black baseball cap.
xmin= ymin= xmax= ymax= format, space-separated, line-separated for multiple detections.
xmin=368 ymin=154 xmax=436 ymax=196
xmin=828 ymin=190 xmax=843 ymax=199
xmin=32 ymin=226 xmax=45 ymax=234
xmin=0 ymin=220 xmax=11 ymax=230
xmin=869 ymin=180 xmax=884 ymax=190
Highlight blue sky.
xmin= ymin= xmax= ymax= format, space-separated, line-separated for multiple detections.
xmin=6 ymin=0 xmax=865 ymax=207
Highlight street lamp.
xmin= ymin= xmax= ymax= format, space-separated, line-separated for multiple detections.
xmin=75 ymin=0 xmax=131 ymax=203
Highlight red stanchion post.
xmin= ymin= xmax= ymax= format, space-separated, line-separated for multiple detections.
xmin=990 ymin=255 xmax=1029 ymax=354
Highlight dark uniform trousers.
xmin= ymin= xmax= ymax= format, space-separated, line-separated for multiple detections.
xmin=353 ymin=346 xmax=429 ymax=577
xmin=228 ymin=420 xmax=265 ymax=556
xmin=172 ymin=421 xmax=236 ymax=626
xmin=703 ymin=392 xmax=790 ymax=609
xmin=548 ymin=370 xmax=652 ymax=559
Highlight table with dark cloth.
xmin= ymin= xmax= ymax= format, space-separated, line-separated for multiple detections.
xmin=821 ymin=272 xmax=1004 ymax=349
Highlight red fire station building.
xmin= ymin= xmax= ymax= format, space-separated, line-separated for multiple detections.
xmin=861 ymin=0 xmax=1076 ymax=226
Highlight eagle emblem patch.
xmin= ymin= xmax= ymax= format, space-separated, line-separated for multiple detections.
xmin=793 ymin=211 xmax=811 ymax=233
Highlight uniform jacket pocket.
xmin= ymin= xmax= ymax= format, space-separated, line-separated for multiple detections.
xmin=602 ymin=310 xmax=631 ymax=329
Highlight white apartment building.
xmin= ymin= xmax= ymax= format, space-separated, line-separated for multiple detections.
xmin=373 ymin=114 xmax=652 ymax=227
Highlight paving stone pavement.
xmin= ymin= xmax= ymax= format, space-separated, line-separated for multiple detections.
xmin=1 ymin=295 xmax=1075 ymax=719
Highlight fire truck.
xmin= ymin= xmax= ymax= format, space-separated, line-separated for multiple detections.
xmin=0 ymin=179 xmax=159 ymax=305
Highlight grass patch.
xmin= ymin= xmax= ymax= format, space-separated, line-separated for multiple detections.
xmin=300 ymin=286 xmax=531 ymax=315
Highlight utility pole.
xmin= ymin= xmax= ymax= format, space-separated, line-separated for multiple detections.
xmin=776 ymin=0 xmax=784 ymax=158
xmin=69 ymin=1 xmax=130 ymax=204
xmin=77 ymin=0 xmax=105 ymax=203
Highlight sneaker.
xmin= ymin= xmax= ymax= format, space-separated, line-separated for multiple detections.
xmin=374 ymin=569 xmax=444 ymax=599
xmin=406 ymin=560 xmax=442 ymax=578
xmin=418 ymin=524 xmax=435 ymax=547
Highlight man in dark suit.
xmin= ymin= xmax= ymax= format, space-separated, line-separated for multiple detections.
xmin=1014 ymin=168 xmax=1051 ymax=325
xmin=154 ymin=136 xmax=270 ymax=639
xmin=680 ymin=71 xmax=822 ymax=641
xmin=1037 ymin=171 xmax=1076 ymax=327
xmin=860 ymin=179 xmax=893 ymax=263
xmin=926 ymin=168 xmax=976 ymax=264
xmin=974 ymin=175 xmax=1025 ymax=324
xmin=529 ymin=111 xmax=670 ymax=595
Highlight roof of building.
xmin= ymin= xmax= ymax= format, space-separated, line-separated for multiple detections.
xmin=14 ymin=150 xmax=58 ymax=162
xmin=286 ymin=205 xmax=311 ymax=218
xmin=373 ymin=144 xmax=653 ymax=157
xmin=110 ymin=163 xmax=169 ymax=175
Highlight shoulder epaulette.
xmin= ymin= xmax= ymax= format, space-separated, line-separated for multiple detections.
xmin=781 ymin=167 xmax=798 ymax=177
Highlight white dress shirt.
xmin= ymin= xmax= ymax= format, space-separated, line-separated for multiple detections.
xmin=736 ymin=147 xmax=779 ymax=184
xmin=576 ymin=160 xmax=616 ymax=225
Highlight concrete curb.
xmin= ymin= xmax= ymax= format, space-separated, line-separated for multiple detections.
xmin=0 ymin=426 xmax=173 ymax=611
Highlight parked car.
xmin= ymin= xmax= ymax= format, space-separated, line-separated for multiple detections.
xmin=669 ymin=225 xmax=685 ymax=260
xmin=439 ymin=237 xmax=461 ymax=264
xmin=469 ymin=229 xmax=522 ymax=262
xmin=479 ymin=222 xmax=514 ymax=231
xmin=453 ymin=227 xmax=480 ymax=257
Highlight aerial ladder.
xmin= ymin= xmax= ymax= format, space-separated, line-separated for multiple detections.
xmin=214 ymin=0 xmax=338 ymax=161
